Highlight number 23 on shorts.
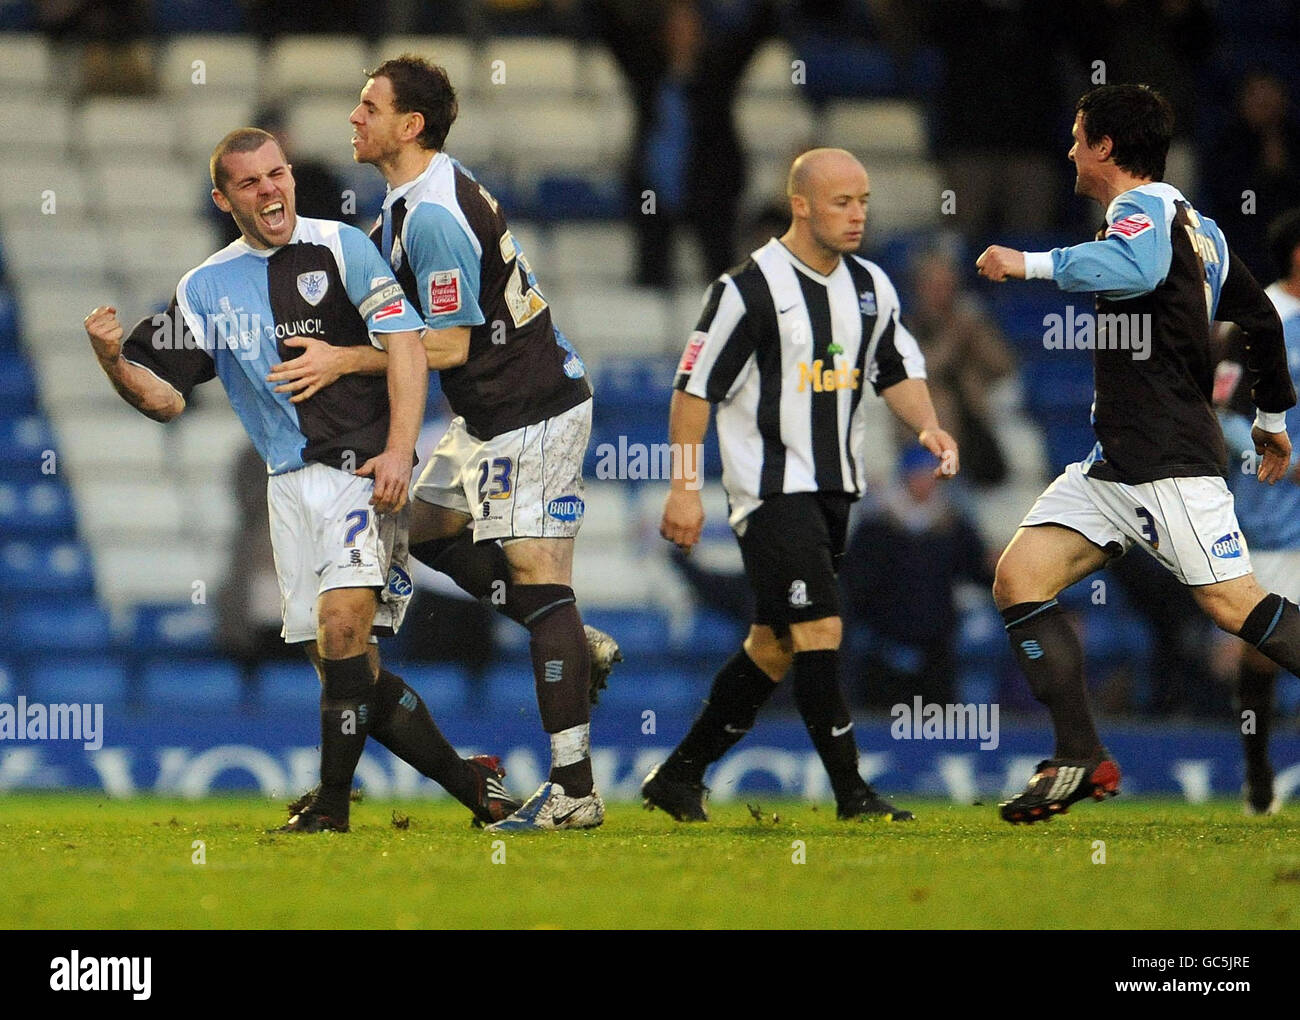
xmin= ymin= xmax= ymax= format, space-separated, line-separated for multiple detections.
xmin=477 ymin=457 xmax=514 ymax=502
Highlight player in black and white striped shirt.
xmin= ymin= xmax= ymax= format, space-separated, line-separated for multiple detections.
xmin=643 ymin=148 xmax=960 ymax=822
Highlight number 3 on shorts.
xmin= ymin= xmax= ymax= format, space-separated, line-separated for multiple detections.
xmin=1134 ymin=506 xmax=1159 ymax=549
xmin=477 ymin=457 xmax=513 ymax=502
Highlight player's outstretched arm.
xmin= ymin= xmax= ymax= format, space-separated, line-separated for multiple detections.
xmin=84 ymin=305 xmax=185 ymax=422
xmin=660 ymin=390 xmax=709 ymax=552
xmin=267 ymin=336 xmax=388 ymax=403
xmin=357 ymin=329 xmax=427 ymax=514
xmin=881 ymin=377 xmax=960 ymax=478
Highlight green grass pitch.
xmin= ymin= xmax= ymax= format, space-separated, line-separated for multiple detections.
xmin=1 ymin=793 xmax=1296 ymax=929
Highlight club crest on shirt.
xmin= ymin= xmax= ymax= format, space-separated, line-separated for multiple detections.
xmin=429 ymin=269 xmax=462 ymax=315
xmin=296 ymin=271 xmax=329 ymax=306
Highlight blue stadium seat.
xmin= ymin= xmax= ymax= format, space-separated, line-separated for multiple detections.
xmin=141 ymin=657 xmax=242 ymax=711
xmin=0 ymin=479 xmax=76 ymax=537
xmin=484 ymin=660 xmax=537 ymax=714
xmin=0 ymin=415 xmax=57 ymax=480
xmin=10 ymin=601 xmax=111 ymax=652
xmin=678 ymin=609 xmax=746 ymax=653
xmin=0 ymin=357 xmax=38 ymax=414
xmin=1021 ymin=359 xmax=1096 ymax=420
xmin=596 ymin=665 xmax=703 ymax=714
xmin=0 ymin=658 xmax=15 ymax=699
xmin=130 ymin=602 xmax=217 ymax=654
xmin=1043 ymin=425 xmax=1098 ymax=473
xmin=151 ymin=0 xmax=244 ymax=32
xmin=531 ymin=174 xmax=621 ymax=222
xmin=391 ymin=662 xmax=471 ymax=715
xmin=0 ymin=289 xmax=18 ymax=350
xmin=580 ymin=607 xmax=672 ymax=657
xmin=796 ymin=36 xmax=899 ymax=99
xmin=27 ymin=654 xmax=129 ymax=705
xmin=252 ymin=660 xmax=318 ymax=713
xmin=0 ymin=539 xmax=95 ymax=597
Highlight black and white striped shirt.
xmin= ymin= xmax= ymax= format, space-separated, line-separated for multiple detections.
xmin=674 ymin=238 xmax=926 ymax=527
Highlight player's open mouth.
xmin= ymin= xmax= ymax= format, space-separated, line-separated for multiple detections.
xmin=261 ymin=202 xmax=286 ymax=229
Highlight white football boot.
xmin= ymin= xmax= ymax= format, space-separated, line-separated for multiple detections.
xmin=485 ymin=781 xmax=605 ymax=832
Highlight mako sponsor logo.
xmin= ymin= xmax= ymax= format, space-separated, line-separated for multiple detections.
xmin=796 ymin=358 xmax=861 ymax=393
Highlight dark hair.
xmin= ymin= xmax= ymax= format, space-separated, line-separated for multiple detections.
xmin=1075 ymin=84 xmax=1174 ymax=181
xmin=1267 ymin=208 xmax=1300 ymax=281
xmin=210 ymin=127 xmax=281 ymax=191
xmin=366 ymin=54 xmax=458 ymax=151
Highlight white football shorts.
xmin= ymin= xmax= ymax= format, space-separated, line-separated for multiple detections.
xmin=267 ymin=461 xmax=413 ymax=644
xmin=411 ymin=398 xmax=591 ymax=542
xmin=1020 ymin=461 xmax=1253 ymax=586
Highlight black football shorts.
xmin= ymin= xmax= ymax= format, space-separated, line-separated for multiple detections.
xmin=735 ymin=491 xmax=853 ymax=633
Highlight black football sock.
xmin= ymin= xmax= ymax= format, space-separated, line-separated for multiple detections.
xmin=514 ymin=584 xmax=593 ymax=796
xmin=1002 ymin=599 xmax=1103 ymax=760
xmin=410 ymin=533 xmax=522 ymax=623
xmin=791 ymin=648 xmax=864 ymax=804
xmin=1241 ymin=594 xmax=1300 ymax=676
xmin=1235 ymin=660 xmax=1276 ymax=778
xmin=316 ymin=653 xmax=374 ymax=819
xmin=369 ymin=669 xmax=479 ymax=809
xmin=664 ymin=649 xmax=778 ymax=780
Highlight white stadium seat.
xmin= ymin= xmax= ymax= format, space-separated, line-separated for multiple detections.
xmin=442 ymin=93 xmax=496 ymax=167
xmin=79 ymin=98 xmax=178 ymax=156
xmin=112 ymin=220 xmax=223 ymax=278
xmin=548 ymin=285 xmax=671 ymax=353
xmin=376 ymin=36 xmax=476 ymax=96
xmin=492 ymin=98 xmax=630 ymax=172
xmin=573 ymin=481 xmax=633 ymax=544
xmin=575 ymin=46 xmax=622 ymax=99
xmin=172 ymin=405 xmax=256 ymax=480
xmin=93 ymin=541 xmax=228 ymax=607
xmin=547 ymin=223 xmax=633 ymax=284
xmin=741 ymin=40 xmax=800 ymax=97
xmin=49 ymin=410 xmax=171 ymax=477
xmin=821 ymin=99 xmax=928 ymax=159
xmin=175 ymin=96 xmax=256 ymax=159
xmin=859 ymin=161 xmax=943 ymax=233
xmin=267 ymin=35 xmax=371 ymax=95
xmin=286 ymin=97 xmax=357 ymax=163
xmin=0 ymin=221 xmax=110 ymax=284
xmin=737 ymin=95 xmax=815 ymax=162
xmin=0 ymin=34 xmax=53 ymax=91
xmin=76 ymin=479 xmax=186 ymax=539
xmin=94 ymin=157 xmax=209 ymax=218
xmin=160 ymin=35 xmax=262 ymax=95
xmin=0 ymin=162 xmax=92 ymax=219
xmin=480 ymin=37 xmax=579 ymax=95
xmin=0 ymin=98 xmax=71 ymax=152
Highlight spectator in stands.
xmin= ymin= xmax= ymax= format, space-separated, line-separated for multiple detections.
xmin=923 ymin=0 xmax=1070 ymax=238
xmin=1205 ymin=70 xmax=1300 ymax=279
xmin=584 ymin=0 xmax=775 ymax=287
xmin=898 ymin=249 xmax=1016 ymax=486
xmin=839 ymin=445 xmax=993 ymax=707
xmin=214 ymin=106 xmax=347 ymax=246
xmin=35 ymin=0 xmax=154 ymax=94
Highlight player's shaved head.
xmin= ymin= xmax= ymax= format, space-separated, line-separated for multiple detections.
xmin=786 ymin=148 xmax=866 ymax=199
xmin=210 ymin=127 xmax=283 ymax=192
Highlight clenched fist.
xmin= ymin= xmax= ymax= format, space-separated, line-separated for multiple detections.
xmin=84 ymin=305 xmax=125 ymax=365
